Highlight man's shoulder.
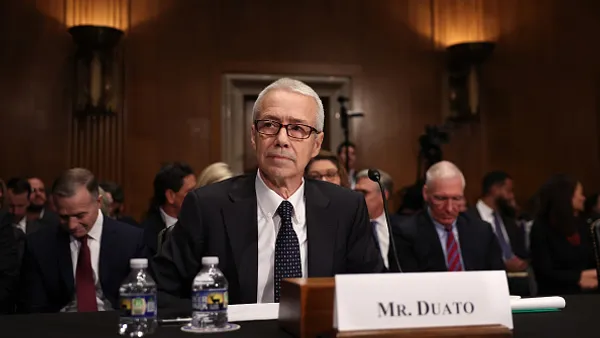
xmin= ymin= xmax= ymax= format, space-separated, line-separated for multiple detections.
xmin=305 ymin=178 xmax=362 ymax=202
xmin=458 ymin=212 xmax=495 ymax=235
xmin=192 ymin=174 xmax=254 ymax=201
xmin=105 ymin=216 xmax=143 ymax=238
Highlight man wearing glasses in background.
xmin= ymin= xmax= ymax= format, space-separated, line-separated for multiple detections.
xmin=152 ymin=78 xmax=383 ymax=306
xmin=388 ymin=161 xmax=504 ymax=273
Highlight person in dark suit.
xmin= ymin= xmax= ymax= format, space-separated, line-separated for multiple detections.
xmin=389 ymin=161 xmax=504 ymax=273
xmin=18 ymin=168 xmax=145 ymax=313
xmin=152 ymin=78 xmax=383 ymax=306
xmin=0 ymin=210 xmax=19 ymax=314
xmin=141 ymin=163 xmax=196 ymax=257
xmin=27 ymin=177 xmax=60 ymax=227
xmin=467 ymin=171 xmax=528 ymax=272
xmin=530 ymin=174 xmax=597 ymax=295
xmin=5 ymin=178 xmax=43 ymax=235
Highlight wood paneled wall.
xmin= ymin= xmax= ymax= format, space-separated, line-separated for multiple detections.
xmin=2 ymin=0 xmax=600 ymax=218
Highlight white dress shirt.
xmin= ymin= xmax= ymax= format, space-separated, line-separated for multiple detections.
xmin=476 ymin=199 xmax=511 ymax=246
xmin=15 ymin=216 xmax=27 ymax=233
xmin=255 ymin=170 xmax=307 ymax=303
xmin=371 ymin=212 xmax=390 ymax=269
xmin=62 ymin=211 xmax=111 ymax=311
xmin=159 ymin=207 xmax=178 ymax=228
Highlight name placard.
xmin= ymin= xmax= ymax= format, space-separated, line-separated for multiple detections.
xmin=333 ymin=271 xmax=512 ymax=332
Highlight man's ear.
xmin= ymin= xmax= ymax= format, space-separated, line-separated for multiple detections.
xmin=311 ymin=132 xmax=324 ymax=157
xmin=250 ymin=124 xmax=257 ymax=151
xmin=165 ymin=189 xmax=176 ymax=205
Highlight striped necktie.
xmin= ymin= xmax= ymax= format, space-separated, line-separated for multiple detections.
xmin=445 ymin=227 xmax=463 ymax=271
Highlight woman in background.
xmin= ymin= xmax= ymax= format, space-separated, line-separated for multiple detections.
xmin=305 ymin=150 xmax=349 ymax=188
xmin=196 ymin=162 xmax=234 ymax=188
xmin=530 ymin=174 xmax=597 ymax=295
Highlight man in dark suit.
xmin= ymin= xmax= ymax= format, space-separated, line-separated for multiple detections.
xmin=27 ymin=177 xmax=60 ymax=227
xmin=467 ymin=171 xmax=528 ymax=272
xmin=389 ymin=161 xmax=504 ymax=273
xmin=0 ymin=210 xmax=19 ymax=314
xmin=141 ymin=163 xmax=196 ymax=257
xmin=99 ymin=181 xmax=140 ymax=227
xmin=5 ymin=178 xmax=43 ymax=235
xmin=152 ymin=78 xmax=383 ymax=306
xmin=18 ymin=168 xmax=145 ymax=313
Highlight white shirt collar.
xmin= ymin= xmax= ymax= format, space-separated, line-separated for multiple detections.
xmin=159 ymin=207 xmax=178 ymax=228
xmin=255 ymin=169 xmax=305 ymax=223
xmin=373 ymin=212 xmax=386 ymax=225
xmin=476 ymin=199 xmax=494 ymax=217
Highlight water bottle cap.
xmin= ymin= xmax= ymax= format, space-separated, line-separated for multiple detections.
xmin=130 ymin=258 xmax=148 ymax=268
xmin=202 ymin=256 xmax=219 ymax=265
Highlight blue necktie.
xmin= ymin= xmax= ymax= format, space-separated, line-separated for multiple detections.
xmin=274 ymin=201 xmax=302 ymax=303
xmin=371 ymin=220 xmax=382 ymax=254
xmin=493 ymin=212 xmax=513 ymax=260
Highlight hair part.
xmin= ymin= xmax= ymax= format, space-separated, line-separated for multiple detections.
xmin=52 ymin=168 xmax=99 ymax=200
xmin=425 ymin=161 xmax=466 ymax=189
xmin=252 ymin=78 xmax=325 ymax=132
xmin=356 ymin=169 xmax=394 ymax=194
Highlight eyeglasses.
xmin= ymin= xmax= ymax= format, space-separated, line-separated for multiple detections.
xmin=254 ymin=120 xmax=319 ymax=140
xmin=307 ymin=170 xmax=339 ymax=181
xmin=431 ymin=195 xmax=464 ymax=206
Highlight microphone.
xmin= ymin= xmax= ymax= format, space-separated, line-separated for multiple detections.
xmin=368 ymin=169 xmax=403 ymax=273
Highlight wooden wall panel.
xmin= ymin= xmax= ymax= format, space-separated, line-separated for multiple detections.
xmin=0 ymin=0 xmax=71 ymax=185
xmin=3 ymin=0 xmax=600 ymax=219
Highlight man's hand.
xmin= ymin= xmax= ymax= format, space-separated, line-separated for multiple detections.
xmin=504 ymin=256 xmax=528 ymax=272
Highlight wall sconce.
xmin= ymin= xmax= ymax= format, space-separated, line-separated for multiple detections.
xmin=68 ymin=25 xmax=124 ymax=117
xmin=445 ymin=41 xmax=495 ymax=122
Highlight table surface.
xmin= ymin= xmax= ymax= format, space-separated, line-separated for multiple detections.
xmin=1 ymin=295 xmax=597 ymax=338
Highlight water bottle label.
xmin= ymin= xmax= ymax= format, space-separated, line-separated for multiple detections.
xmin=192 ymin=289 xmax=228 ymax=312
xmin=120 ymin=294 xmax=157 ymax=318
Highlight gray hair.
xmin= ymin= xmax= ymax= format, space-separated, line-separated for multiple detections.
xmin=252 ymin=78 xmax=325 ymax=132
xmin=356 ymin=169 xmax=394 ymax=194
xmin=425 ymin=161 xmax=466 ymax=188
xmin=52 ymin=168 xmax=99 ymax=200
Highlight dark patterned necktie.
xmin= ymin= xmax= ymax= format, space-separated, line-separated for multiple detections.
xmin=274 ymin=200 xmax=302 ymax=302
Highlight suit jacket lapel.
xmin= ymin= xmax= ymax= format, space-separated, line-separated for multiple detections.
xmin=305 ymin=181 xmax=336 ymax=277
xmin=223 ymin=174 xmax=258 ymax=303
xmin=57 ymin=229 xmax=75 ymax=295
xmin=456 ymin=216 xmax=475 ymax=270
xmin=99 ymin=217 xmax=118 ymax=291
xmin=420 ymin=213 xmax=448 ymax=271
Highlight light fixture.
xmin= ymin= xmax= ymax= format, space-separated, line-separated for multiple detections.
xmin=445 ymin=41 xmax=495 ymax=122
xmin=68 ymin=25 xmax=124 ymax=117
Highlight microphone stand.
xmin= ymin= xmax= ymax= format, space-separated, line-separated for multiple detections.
xmin=338 ymin=97 xmax=364 ymax=174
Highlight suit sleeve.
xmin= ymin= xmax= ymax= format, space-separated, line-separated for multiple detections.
xmin=344 ymin=194 xmax=384 ymax=273
xmin=151 ymin=192 xmax=204 ymax=307
xmin=0 ymin=221 xmax=18 ymax=313
xmin=17 ymin=239 xmax=50 ymax=313
xmin=529 ymin=223 xmax=581 ymax=288
xmin=389 ymin=219 xmax=422 ymax=273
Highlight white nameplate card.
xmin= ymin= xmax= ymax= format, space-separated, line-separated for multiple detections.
xmin=333 ymin=271 xmax=513 ymax=332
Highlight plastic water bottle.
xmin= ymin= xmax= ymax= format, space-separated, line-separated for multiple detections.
xmin=192 ymin=256 xmax=229 ymax=329
xmin=118 ymin=258 xmax=158 ymax=337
